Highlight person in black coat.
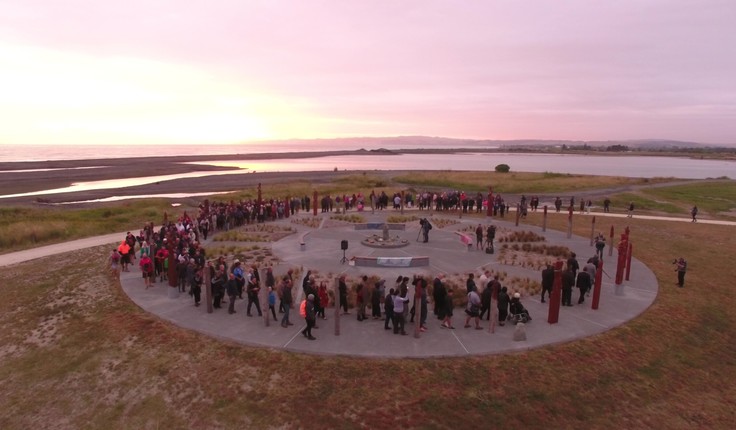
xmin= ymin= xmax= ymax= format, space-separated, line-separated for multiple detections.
xmin=371 ymin=281 xmax=383 ymax=319
xmin=497 ymin=286 xmax=510 ymax=326
xmin=301 ymin=294 xmax=316 ymax=340
xmin=541 ymin=264 xmax=555 ymax=303
xmin=433 ymin=274 xmax=447 ymax=319
xmin=509 ymin=293 xmax=531 ymax=321
xmin=338 ymin=275 xmax=349 ymax=314
xmin=576 ymin=270 xmax=592 ymax=304
xmin=479 ymin=283 xmax=492 ymax=321
xmin=225 ymin=273 xmax=238 ymax=314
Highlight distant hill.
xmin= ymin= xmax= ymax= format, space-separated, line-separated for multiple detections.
xmin=248 ymin=136 xmax=733 ymax=150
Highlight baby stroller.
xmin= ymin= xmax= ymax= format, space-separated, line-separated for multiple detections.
xmin=508 ymin=298 xmax=531 ymax=324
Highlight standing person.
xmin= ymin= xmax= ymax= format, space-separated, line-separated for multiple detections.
xmin=691 ymin=206 xmax=698 ymax=222
xmin=576 ymin=269 xmax=592 ymax=304
xmin=562 ymin=268 xmax=575 ymax=307
xmin=371 ymin=280 xmax=383 ymax=319
xmin=603 ymin=198 xmax=611 ymax=213
xmin=211 ymin=265 xmax=226 ymax=309
xmin=595 ymin=234 xmax=606 ymax=260
xmin=191 ymin=268 xmax=202 ymax=307
xmin=628 ymin=201 xmax=635 ymax=218
xmin=338 ymin=275 xmax=349 ymax=315
xmin=497 ymin=286 xmax=510 ymax=326
xmin=301 ymin=294 xmax=317 ymax=340
xmin=475 ymin=224 xmax=484 ymax=250
xmin=302 ymin=270 xmax=312 ymax=294
xmin=357 ymin=275 xmax=369 ymax=321
xmin=265 ymin=267 xmax=275 ymax=300
xmin=232 ymin=259 xmax=245 ymax=299
xmin=464 ymin=288 xmax=482 ymax=330
xmin=384 ymin=288 xmax=395 ymax=330
xmin=118 ymin=241 xmax=131 ymax=272
xmin=567 ymin=252 xmax=579 ymax=278
xmin=417 ymin=276 xmax=429 ymax=331
xmin=442 ymin=289 xmax=455 ymax=329
xmin=225 ymin=273 xmax=238 ymax=314
xmin=486 ymin=225 xmax=496 ymax=250
xmin=318 ymin=281 xmax=329 ymax=320
xmin=280 ymin=276 xmax=294 ymax=327
xmin=479 ymin=282 xmax=492 ymax=321
xmin=541 ymin=264 xmax=554 ymax=303
xmin=675 ymin=257 xmax=687 ymax=288
xmin=466 ymin=273 xmax=477 ymax=294
xmin=267 ymin=286 xmax=278 ymax=321
xmin=246 ymin=269 xmax=262 ymax=317
xmin=140 ymin=254 xmax=154 ymax=289
xmin=109 ymin=249 xmax=121 ymax=279
xmin=392 ymin=283 xmax=410 ymax=335
xmin=420 ymin=218 xmax=432 ymax=243
xmin=432 ymin=273 xmax=446 ymax=319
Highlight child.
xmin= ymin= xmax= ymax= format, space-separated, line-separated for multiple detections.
xmin=268 ymin=286 xmax=278 ymax=321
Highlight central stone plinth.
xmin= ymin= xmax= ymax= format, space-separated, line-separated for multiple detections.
xmin=361 ymin=234 xmax=410 ymax=248
xmin=357 ymin=222 xmax=410 ymax=248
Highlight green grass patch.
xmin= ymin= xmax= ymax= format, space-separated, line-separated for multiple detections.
xmin=640 ymin=180 xmax=736 ymax=216
xmin=391 ymin=171 xmax=675 ymax=194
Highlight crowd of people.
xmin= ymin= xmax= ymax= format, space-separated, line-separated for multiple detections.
xmin=107 ymin=184 xmax=690 ymax=347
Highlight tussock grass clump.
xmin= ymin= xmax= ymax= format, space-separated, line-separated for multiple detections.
xmin=329 ymin=214 xmax=366 ymax=223
xmin=290 ymin=217 xmax=321 ymax=228
xmin=387 ymin=215 xmax=419 ymax=223
xmin=212 ymin=231 xmax=271 ymax=242
xmin=497 ymin=230 xmax=546 ymax=243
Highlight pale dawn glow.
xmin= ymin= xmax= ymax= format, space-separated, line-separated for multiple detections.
xmin=0 ymin=0 xmax=735 ymax=146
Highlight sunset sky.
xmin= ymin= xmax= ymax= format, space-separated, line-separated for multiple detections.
xmin=1 ymin=0 xmax=734 ymax=146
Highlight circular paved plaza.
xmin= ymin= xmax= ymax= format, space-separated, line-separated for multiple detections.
xmin=120 ymin=210 xmax=658 ymax=358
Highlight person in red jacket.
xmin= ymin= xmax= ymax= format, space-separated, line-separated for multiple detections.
xmin=317 ymin=281 xmax=329 ymax=320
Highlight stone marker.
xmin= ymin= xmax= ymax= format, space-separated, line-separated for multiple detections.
xmin=513 ymin=322 xmax=527 ymax=341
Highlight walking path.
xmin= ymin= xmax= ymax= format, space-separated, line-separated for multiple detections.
xmin=1 ymin=209 xmax=687 ymax=358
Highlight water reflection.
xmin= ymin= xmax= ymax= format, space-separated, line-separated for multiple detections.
xmin=0 ymin=168 xmax=243 ymax=200
xmin=186 ymin=153 xmax=735 ymax=179
xmin=51 ymin=191 xmax=237 ymax=205
xmin=0 ymin=166 xmax=107 ymax=173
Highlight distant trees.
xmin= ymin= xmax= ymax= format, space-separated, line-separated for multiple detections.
xmin=606 ymin=144 xmax=629 ymax=152
xmin=495 ymin=164 xmax=510 ymax=173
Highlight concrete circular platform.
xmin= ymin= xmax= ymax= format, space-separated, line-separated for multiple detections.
xmin=118 ymin=211 xmax=659 ymax=358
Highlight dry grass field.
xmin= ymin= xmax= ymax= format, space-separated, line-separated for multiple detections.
xmin=1 ymin=175 xmax=735 ymax=429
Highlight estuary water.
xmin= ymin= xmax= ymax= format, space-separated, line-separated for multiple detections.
xmin=0 ymin=150 xmax=733 ymax=201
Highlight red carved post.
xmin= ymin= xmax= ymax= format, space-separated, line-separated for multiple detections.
xmin=414 ymin=279 xmax=423 ymax=338
xmin=284 ymin=196 xmax=290 ymax=219
xmin=615 ymin=234 xmax=628 ymax=285
xmin=313 ymin=190 xmax=318 ymax=216
xmin=334 ymin=277 xmax=340 ymax=336
xmin=547 ymin=260 xmax=564 ymax=324
xmin=625 ymin=242 xmax=633 ymax=281
xmin=515 ymin=203 xmax=520 ymax=226
xmin=592 ymin=259 xmax=603 ymax=310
